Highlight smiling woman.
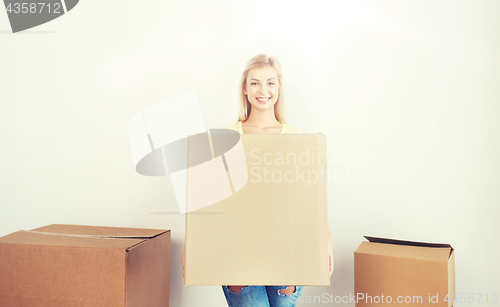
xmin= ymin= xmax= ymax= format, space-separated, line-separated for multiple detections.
xmin=237 ymin=54 xmax=287 ymax=134
xmin=182 ymin=54 xmax=334 ymax=307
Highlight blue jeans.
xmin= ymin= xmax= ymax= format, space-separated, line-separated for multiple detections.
xmin=222 ymin=285 xmax=304 ymax=307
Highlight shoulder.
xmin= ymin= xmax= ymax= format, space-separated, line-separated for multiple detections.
xmin=221 ymin=121 xmax=242 ymax=133
xmin=281 ymin=123 xmax=302 ymax=134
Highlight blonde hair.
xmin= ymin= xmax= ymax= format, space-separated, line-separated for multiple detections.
xmin=238 ymin=54 xmax=286 ymax=124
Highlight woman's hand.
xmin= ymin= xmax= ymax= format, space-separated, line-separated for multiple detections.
xmin=182 ymin=246 xmax=186 ymax=278
xmin=328 ymin=226 xmax=334 ymax=277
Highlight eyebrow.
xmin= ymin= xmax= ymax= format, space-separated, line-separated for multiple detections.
xmin=249 ymin=78 xmax=276 ymax=81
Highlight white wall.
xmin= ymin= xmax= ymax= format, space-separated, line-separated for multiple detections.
xmin=1 ymin=1 xmax=499 ymax=306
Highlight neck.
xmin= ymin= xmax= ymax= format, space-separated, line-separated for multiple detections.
xmin=245 ymin=107 xmax=280 ymax=127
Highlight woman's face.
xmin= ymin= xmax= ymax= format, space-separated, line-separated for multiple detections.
xmin=244 ymin=66 xmax=279 ymax=111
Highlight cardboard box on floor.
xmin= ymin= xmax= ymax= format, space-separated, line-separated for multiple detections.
xmin=0 ymin=224 xmax=170 ymax=307
xmin=184 ymin=133 xmax=329 ymax=285
xmin=354 ymin=236 xmax=455 ymax=307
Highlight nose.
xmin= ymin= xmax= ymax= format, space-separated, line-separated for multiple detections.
xmin=259 ymin=84 xmax=269 ymax=95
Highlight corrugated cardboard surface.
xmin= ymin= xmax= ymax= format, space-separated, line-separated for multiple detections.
xmin=0 ymin=224 xmax=170 ymax=307
xmin=126 ymin=230 xmax=170 ymax=307
xmin=185 ymin=134 xmax=329 ymax=285
xmin=354 ymin=237 xmax=455 ymax=307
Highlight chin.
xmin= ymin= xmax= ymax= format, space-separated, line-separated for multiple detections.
xmin=251 ymin=103 xmax=274 ymax=111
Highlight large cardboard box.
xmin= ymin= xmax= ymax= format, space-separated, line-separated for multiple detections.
xmin=0 ymin=224 xmax=170 ymax=307
xmin=184 ymin=133 xmax=329 ymax=285
xmin=354 ymin=236 xmax=455 ymax=307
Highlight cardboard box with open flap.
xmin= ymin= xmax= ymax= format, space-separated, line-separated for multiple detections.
xmin=0 ymin=224 xmax=170 ymax=307
xmin=354 ymin=236 xmax=455 ymax=307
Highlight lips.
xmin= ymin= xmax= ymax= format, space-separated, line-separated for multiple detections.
xmin=256 ymin=97 xmax=271 ymax=103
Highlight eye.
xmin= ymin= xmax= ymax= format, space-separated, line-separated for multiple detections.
xmin=250 ymin=82 xmax=258 ymax=85
xmin=268 ymin=82 xmax=275 ymax=86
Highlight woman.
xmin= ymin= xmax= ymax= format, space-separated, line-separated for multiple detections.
xmin=183 ymin=54 xmax=334 ymax=307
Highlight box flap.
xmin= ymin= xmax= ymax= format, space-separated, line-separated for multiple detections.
xmin=364 ymin=236 xmax=453 ymax=249
xmin=32 ymin=224 xmax=168 ymax=239
xmin=359 ymin=236 xmax=454 ymax=260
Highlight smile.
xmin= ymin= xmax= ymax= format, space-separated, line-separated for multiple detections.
xmin=256 ymin=97 xmax=271 ymax=103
